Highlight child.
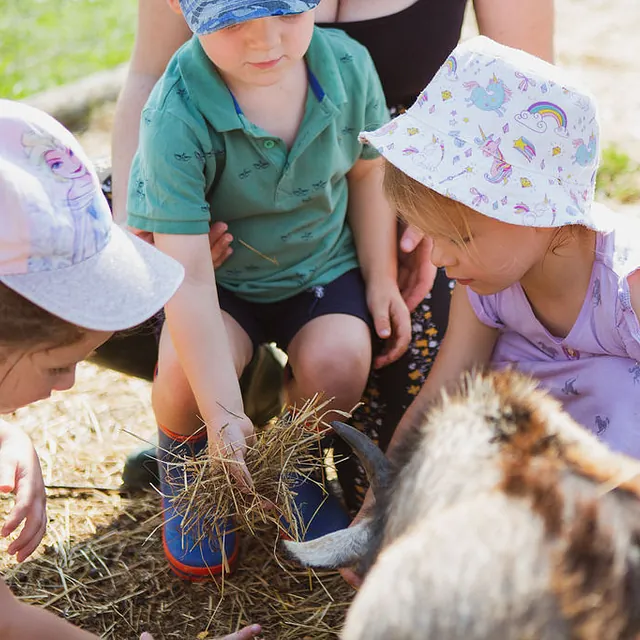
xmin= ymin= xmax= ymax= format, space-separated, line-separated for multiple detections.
xmin=0 ymin=100 xmax=260 ymax=640
xmin=360 ymin=36 xmax=640 ymax=462
xmin=127 ymin=0 xmax=410 ymax=579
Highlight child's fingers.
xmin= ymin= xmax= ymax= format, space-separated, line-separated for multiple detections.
xmin=209 ymin=222 xmax=235 ymax=268
xmin=374 ymin=298 xmax=411 ymax=369
xmin=220 ymin=624 xmax=263 ymax=640
xmin=2 ymin=497 xmax=30 ymax=538
xmin=229 ymin=454 xmax=254 ymax=492
xmin=370 ymin=300 xmax=392 ymax=340
xmin=7 ymin=507 xmax=46 ymax=561
xmin=339 ymin=565 xmax=364 ymax=590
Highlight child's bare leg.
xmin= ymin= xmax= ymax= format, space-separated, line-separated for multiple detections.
xmin=152 ymin=311 xmax=254 ymax=435
xmin=152 ymin=312 xmax=253 ymax=579
xmin=286 ymin=314 xmax=371 ymax=418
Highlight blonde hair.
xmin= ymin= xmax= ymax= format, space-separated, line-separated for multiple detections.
xmin=383 ymin=160 xmax=475 ymax=245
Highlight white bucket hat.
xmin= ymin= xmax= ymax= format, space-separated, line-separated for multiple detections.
xmin=360 ymin=36 xmax=601 ymax=229
xmin=0 ymin=100 xmax=184 ymax=331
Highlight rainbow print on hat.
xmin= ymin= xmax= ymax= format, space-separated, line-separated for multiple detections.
xmin=359 ymin=36 xmax=602 ymax=230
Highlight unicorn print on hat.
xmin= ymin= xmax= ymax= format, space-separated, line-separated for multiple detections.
xmin=464 ymin=74 xmax=512 ymax=117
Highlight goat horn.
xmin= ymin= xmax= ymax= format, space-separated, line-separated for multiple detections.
xmin=331 ymin=421 xmax=391 ymax=497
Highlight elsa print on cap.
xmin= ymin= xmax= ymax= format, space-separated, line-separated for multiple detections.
xmin=359 ymin=36 xmax=602 ymax=230
xmin=0 ymin=99 xmax=184 ymax=332
xmin=21 ymin=127 xmax=110 ymax=267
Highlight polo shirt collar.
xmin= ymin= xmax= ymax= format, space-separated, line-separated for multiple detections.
xmin=178 ymin=27 xmax=348 ymax=132
xmin=178 ymin=37 xmax=243 ymax=132
xmin=305 ymin=27 xmax=348 ymax=107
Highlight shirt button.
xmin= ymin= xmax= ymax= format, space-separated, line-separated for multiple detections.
xmin=263 ymin=140 xmax=275 ymax=149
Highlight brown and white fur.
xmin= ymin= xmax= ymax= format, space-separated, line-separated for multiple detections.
xmin=284 ymin=371 xmax=640 ymax=640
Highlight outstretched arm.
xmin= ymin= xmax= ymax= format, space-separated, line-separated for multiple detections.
xmin=153 ymin=233 xmax=254 ymax=485
xmin=347 ymin=157 xmax=411 ymax=369
xmin=0 ymin=579 xmax=96 ymax=640
xmin=111 ymin=0 xmax=190 ymax=223
xmin=473 ymin=0 xmax=555 ymax=62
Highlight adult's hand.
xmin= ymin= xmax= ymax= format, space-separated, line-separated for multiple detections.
xmin=338 ymin=488 xmax=375 ymax=590
xmin=209 ymin=221 xmax=234 ymax=268
xmin=397 ymin=225 xmax=437 ymax=312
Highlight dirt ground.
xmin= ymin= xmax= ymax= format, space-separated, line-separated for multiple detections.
xmin=2 ymin=1 xmax=640 ymax=638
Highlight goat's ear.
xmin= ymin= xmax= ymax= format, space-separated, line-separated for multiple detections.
xmin=282 ymin=519 xmax=373 ymax=569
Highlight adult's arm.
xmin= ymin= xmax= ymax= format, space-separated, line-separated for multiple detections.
xmin=473 ymin=0 xmax=555 ymax=62
xmin=111 ymin=0 xmax=191 ymax=223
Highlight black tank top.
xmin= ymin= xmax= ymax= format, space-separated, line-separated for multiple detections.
xmin=318 ymin=0 xmax=467 ymax=109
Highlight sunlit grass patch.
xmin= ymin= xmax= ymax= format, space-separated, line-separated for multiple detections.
xmin=0 ymin=0 xmax=136 ymax=100
xmin=596 ymin=145 xmax=640 ymax=204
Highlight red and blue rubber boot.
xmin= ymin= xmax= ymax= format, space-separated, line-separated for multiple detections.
xmin=158 ymin=424 xmax=239 ymax=580
xmin=285 ymin=472 xmax=351 ymax=540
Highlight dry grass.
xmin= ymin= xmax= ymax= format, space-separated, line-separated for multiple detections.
xmin=0 ymin=363 xmax=354 ymax=639
xmin=168 ymin=396 xmax=345 ymax=551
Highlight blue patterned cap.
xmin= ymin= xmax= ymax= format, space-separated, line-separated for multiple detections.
xmin=179 ymin=0 xmax=319 ymax=35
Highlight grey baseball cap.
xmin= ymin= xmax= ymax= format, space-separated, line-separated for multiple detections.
xmin=0 ymin=99 xmax=184 ymax=332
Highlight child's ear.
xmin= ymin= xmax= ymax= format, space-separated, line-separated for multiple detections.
xmin=166 ymin=0 xmax=182 ymax=16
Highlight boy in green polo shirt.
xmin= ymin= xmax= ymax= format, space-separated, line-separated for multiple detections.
xmin=127 ymin=0 xmax=410 ymax=581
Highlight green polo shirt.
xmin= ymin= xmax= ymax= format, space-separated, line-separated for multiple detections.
xmin=127 ymin=27 xmax=389 ymax=302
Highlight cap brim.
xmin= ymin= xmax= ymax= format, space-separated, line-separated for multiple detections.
xmin=0 ymin=226 xmax=184 ymax=332
xmin=190 ymin=0 xmax=319 ymax=34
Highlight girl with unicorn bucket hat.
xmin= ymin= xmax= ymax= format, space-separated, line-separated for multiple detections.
xmin=360 ymin=35 xmax=640 ymax=467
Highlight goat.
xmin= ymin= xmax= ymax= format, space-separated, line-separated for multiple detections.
xmin=285 ymin=371 xmax=640 ymax=640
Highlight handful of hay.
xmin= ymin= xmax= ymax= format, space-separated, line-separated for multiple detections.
xmin=165 ymin=396 xmax=347 ymax=557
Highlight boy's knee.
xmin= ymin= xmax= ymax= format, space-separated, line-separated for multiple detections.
xmin=293 ymin=331 xmax=370 ymax=385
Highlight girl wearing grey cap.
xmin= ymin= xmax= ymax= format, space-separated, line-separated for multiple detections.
xmin=0 ymin=100 xmax=259 ymax=640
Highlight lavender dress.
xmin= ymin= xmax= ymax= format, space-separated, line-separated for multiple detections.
xmin=468 ymin=223 xmax=640 ymax=458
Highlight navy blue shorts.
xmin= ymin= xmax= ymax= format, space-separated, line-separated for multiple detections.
xmin=218 ymin=268 xmax=373 ymax=352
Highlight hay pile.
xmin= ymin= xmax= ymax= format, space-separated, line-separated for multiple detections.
xmin=5 ymin=495 xmax=353 ymax=639
xmin=168 ymin=396 xmax=346 ymax=550
xmin=1 ymin=364 xmax=354 ymax=639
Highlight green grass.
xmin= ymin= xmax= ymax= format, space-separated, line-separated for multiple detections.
xmin=0 ymin=0 xmax=137 ymax=100
xmin=596 ymin=145 xmax=640 ymax=204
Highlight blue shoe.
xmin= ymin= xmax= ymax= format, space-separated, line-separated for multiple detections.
xmin=282 ymin=472 xmax=351 ymax=541
xmin=158 ymin=425 xmax=238 ymax=580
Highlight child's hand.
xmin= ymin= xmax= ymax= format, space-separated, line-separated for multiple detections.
xmin=210 ymin=413 xmax=255 ymax=489
xmin=367 ymin=280 xmax=412 ymax=369
xmin=0 ymin=426 xmax=47 ymax=562
xmin=140 ymin=624 xmax=262 ymax=640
